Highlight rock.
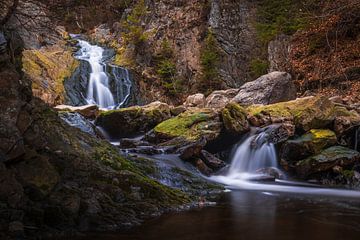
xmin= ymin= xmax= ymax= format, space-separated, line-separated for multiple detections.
xmin=58 ymin=112 xmax=97 ymax=136
xmin=205 ymin=89 xmax=239 ymax=108
xmin=232 ymin=72 xmax=296 ymax=105
xmin=55 ymin=104 xmax=99 ymax=119
xmin=296 ymin=146 xmax=360 ymax=178
xmin=262 ymin=123 xmax=295 ymax=144
xmin=193 ymin=159 xmax=213 ymax=176
xmin=333 ymin=107 xmax=360 ymax=135
xmin=22 ymin=44 xmax=79 ymax=106
xmin=268 ymin=34 xmax=291 ymax=72
xmin=200 ymin=150 xmax=226 ymax=171
xmin=247 ymin=96 xmax=346 ymax=131
xmin=153 ymin=108 xmax=222 ymax=143
xmin=170 ymin=105 xmax=187 ymax=116
xmin=95 ymin=101 xmax=172 ymax=139
xmin=256 ymin=167 xmax=285 ymax=179
xmin=184 ymin=93 xmax=205 ymax=108
xmin=221 ymin=102 xmax=249 ymax=135
xmin=179 ymin=138 xmax=207 ymax=161
xmin=280 ymin=129 xmax=337 ymax=164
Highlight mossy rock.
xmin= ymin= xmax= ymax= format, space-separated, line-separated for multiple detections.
xmin=95 ymin=101 xmax=172 ymax=139
xmin=248 ymin=96 xmax=342 ymax=131
xmin=154 ymin=108 xmax=222 ymax=142
xmin=221 ymin=102 xmax=249 ymax=135
xmin=280 ymin=129 xmax=337 ymax=164
xmin=22 ymin=44 xmax=79 ymax=105
xmin=295 ymin=146 xmax=360 ymax=178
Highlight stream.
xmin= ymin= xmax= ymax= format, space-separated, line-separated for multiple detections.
xmin=64 ymin=41 xmax=360 ymax=240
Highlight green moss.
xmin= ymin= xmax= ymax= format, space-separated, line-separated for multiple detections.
xmin=222 ymin=103 xmax=249 ymax=134
xmin=154 ymin=110 xmax=213 ymax=141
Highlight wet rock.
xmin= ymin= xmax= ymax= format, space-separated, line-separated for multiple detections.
xmin=263 ymin=123 xmax=295 ymax=144
xmin=205 ymin=89 xmax=239 ymax=108
xmin=95 ymin=101 xmax=171 ymax=139
xmin=200 ymin=150 xmax=226 ymax=171
xmin=55 ymin=104 xmax=99 ymax=119
xmin=119 ymin=138 xmax=150 ymax=149
xmin=232 ymin=72 xmax=296 ymax=105
xmin=179 ymin=138 xmax=207 ymax=161
xmin=333 ymin=106 xmax=360 ymax=135
xmin=184 ymin=93 xmax=205 ymax=108
xmin=221 ymin=102 xmax=249 ymax=135
xmin=58 ymin=112 xmax=96 ymax=136
xmin=256 ymin=167 xmax=285 ymax=180
xmin=296 ymin=146 xmax=360 ymax=178
xmin=280 ymin=129 xmax=337 ymax=164
xmin=193 ymin=159 xmax=213 ymax=176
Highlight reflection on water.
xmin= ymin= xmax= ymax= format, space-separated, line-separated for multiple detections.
xmin=77 ymin=190 xmax=360 ymax=240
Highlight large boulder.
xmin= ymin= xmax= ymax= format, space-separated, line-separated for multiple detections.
xmin=183 ymin=93 xmax=206 ymax=108
xmin=232 ymin=72 xmax=296 ymax=105
xmin=221 ymin=102 xmax=249 ymax=135
xmin=280 ymin=129 xmax=337 ymax=165
xmin=205 ymin=89 xmax=239 ymax=108
xmin=295 ymin=146 xmax=360 ymax=178
xmin=95 ymin=101 xmax=171 ymax=139
xmin=247 ymin=96 xmax=360 ymax=132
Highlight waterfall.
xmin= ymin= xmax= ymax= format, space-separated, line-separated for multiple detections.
xmin=73 ymin=39 xmax=132 ymax=109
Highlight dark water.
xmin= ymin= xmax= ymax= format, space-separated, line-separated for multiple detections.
xmin=79 ymin=190 xmax=360 ymax=240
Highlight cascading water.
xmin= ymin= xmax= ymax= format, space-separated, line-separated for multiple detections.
xmin=73 ymin=39 xmax=133 ymax=109
xmin=210 ymin=126 xmax=360 ymax=198
xmin=76 ymin=40 xmax=115 ymax=108
xmin=227 ymin=128 xmax=278 ymax=180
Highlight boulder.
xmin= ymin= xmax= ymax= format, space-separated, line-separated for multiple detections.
xmin=184 ymin=93 xmax=205 ymax=108
xmin=221 ymin=102 xmax=249 ymax=135
xmin=205 ymin=89 xmax=239 ymax=108
xmin=153 ymin=108 xmax=222 ymax=143
xmin=262 ymin=123 xmax=295 ymax=144
xmin=55 ymin=104 xmax=99 ymax=119
xmin=200 ymin=150 xmax=226 ymax=171
xmin=295 ymin=146 xmax=360 ymax=178
xmin=95 ymin=101 xmax=172 ymax=139
xmin=280 ymin=129 xmax=337 ymax=164
xmin=247 ymin=96 xmax=357 ymax=131
xmin=232 ymin=72 xmax=296 ymax=105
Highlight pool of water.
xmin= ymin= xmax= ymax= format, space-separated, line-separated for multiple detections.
xmin=78 ymin=189 xmax=360 ymax=240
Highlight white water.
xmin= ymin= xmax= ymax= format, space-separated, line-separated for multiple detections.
xmin=210 ymin=127 xmax=360 ymax=198
xmin=76 ymin=40 xmax=115 ymax=108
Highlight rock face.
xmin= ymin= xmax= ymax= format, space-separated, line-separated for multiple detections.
xmin=55 ymin=104 xmax=99 ymax=119
xmin=296 ymin=146 xmax=360 ymax=178
xmin=280 ymin=129 xmax=337 ymax=164
xmin=22 ymin=43 xmax=79 ymax=106
xmin=95 ymin=101 xmax=172 ymax=139
xmin=232 ymin=72 xmax=296 ymax=105
xmin=268 ymin=34 xmax=291 ymax=72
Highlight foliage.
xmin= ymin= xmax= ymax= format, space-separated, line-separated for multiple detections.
xmin=156 ymin=39 xmax=183 ymax=95
xmin=249 ymin=58 xmax=269 ymax=78
xmin=199 ymin=29 xmax=222 ymax=94
xmin=256 ymin=0 xmax=308 ymax=43
xmin=121 ymin=0 xmax=149 ymax=47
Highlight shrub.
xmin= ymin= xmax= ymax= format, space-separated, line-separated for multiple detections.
xmin=250 ymin=58 xmax=269 ymax=78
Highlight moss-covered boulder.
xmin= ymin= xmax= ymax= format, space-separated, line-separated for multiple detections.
xmin=295 ymin=146 xmax=360 ymax=178
xmin=153 ymin=108 xmax=222 ymax=142
xmin=247 ymin=96 xmax=359 ymax=132
xmin=95 ymin=101 xmax=172 ymax=139
xmin=221 ymin=102 xmax=249 ymax=135
xmin=280 ymin=129 xmax=337 ymax=164
xmin=22 ymin=44 xmax=79 ymax=106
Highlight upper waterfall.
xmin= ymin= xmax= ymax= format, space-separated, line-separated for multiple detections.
xmin=72 ymin=39 xmax=132 ymax=109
